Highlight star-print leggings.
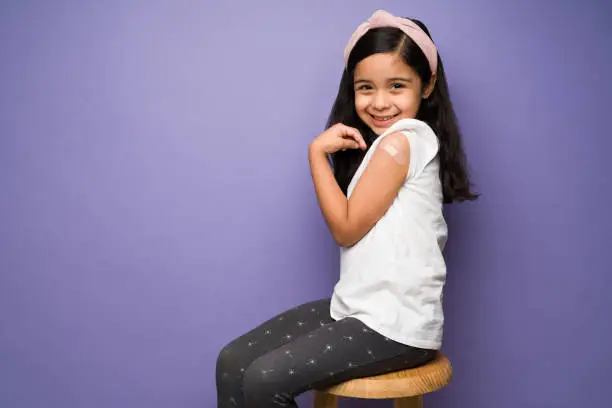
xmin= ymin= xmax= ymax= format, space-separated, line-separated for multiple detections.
xmin=215 ymin=298 xmax=436 ymax=407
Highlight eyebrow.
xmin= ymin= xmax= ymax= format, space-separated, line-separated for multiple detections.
xmin=354 ymin=77 xmax=413 ymax=84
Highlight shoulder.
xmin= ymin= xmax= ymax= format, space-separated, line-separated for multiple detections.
xmin=370 ymin=132 xmax=411 ymax=168
xmin=378 ymin=131 xmax=411 ymax=154
xmin=380 ymin=119 xmax=440 ymax=179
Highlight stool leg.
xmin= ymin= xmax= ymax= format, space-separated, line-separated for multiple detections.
xmin=313 ymin=391 xmax=338 ymax=408
xmin=394 ymin=396 xmax=423 ymax=408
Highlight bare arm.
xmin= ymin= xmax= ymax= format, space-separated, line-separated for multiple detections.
xmin=309 ymin=131 xmax=410 ymax=247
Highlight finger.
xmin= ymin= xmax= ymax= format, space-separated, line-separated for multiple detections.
xmin=342 ymin=125 xmax=367 ymax=149
xmin=335 ymin=124 xmax=366 ymax=150
xmin=340 ymin=138 xmax=361 ymax=151
xmin=341 ymin=133 xmax=366 ymax=150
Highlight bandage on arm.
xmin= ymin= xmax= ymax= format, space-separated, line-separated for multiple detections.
xmin=379 ymin=132 xmax=410 ymax=166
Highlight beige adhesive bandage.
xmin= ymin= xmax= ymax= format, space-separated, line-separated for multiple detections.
xmin=380 ymin=137 xmax=410 ymax=166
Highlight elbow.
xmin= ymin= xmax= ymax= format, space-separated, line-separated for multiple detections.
xmin=333 ymin=235 xmax=350 ymax=248
xmin=332 ymin=229 xmax=360 ymax=248
xmin=330 ymin=217 xmax=367 ymax=247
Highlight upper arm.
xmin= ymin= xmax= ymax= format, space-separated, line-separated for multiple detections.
xmin=342 ymin=132 xmax=411 ymax=245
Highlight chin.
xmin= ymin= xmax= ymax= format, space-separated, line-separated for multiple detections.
xmin=370 ymin=126 xmax=387 ymax=135
xmin=367 ymin=120 xmax=396 ymax=135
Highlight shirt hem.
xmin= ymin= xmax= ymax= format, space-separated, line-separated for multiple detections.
xmin=330 ymin=309 xmax=442 ymax=350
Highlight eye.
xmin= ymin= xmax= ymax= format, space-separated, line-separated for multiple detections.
xmin=356 ymin=84 xmax=373 ymax=91
xmin=391 ymin=83 xmax=405 ymax=89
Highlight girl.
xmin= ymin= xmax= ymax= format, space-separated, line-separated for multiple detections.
xmin=216 ymin=9 xmax=477 ymax=408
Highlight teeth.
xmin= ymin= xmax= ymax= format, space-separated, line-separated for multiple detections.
xmin=373 ymin=115 xmax=395 ymax=121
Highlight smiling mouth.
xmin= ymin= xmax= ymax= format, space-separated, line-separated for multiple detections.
xmin=370 ymin=113 xmax=398 ymax=123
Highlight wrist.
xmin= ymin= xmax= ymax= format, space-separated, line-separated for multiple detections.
xmin=309 ymin=142 xmax=328 ymax=158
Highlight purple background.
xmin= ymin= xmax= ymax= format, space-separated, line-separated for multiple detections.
xmin=2 ymin=1 xmax=611 ymax=407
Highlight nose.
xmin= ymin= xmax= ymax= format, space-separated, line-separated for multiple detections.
xmin=372 ymin=91 xmax=391 ymax=110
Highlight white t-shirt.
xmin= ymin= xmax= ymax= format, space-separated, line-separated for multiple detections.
xmin=329 ymin=118 xmax=448 ymax=350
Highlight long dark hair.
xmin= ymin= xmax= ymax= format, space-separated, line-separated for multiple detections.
xmin=326 ymin=19 xmax=478 ymax=203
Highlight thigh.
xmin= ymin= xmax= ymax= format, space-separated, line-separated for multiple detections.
xmin=242 ymin=316 xmax=435 ymax=405
xmin=216 ymin=298 xmax=333 ymax=375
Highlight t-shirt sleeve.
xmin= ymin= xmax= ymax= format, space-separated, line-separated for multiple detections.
xmin=400 ymin=127 xmax=439 ymax=180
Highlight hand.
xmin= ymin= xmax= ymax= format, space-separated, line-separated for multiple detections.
xmin=310 ymin=123 xmax=367 ymax=155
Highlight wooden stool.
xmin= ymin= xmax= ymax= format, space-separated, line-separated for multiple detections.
xmin=313 ymin=352 xmax=452 ymax=408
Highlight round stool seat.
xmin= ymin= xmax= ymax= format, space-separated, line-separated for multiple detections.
xmin=320 ymin=352 xmax=452 ymax=399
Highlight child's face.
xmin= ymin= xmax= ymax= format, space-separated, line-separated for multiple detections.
xmin=353 ymin=52 xmax=432 ymax=135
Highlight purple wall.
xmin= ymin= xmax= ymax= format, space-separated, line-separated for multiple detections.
xmin=2 ymin=1 xmax=611 ymax=407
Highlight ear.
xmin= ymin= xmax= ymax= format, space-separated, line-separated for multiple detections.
xmin=422 ymin=73 xmax=437 ymax=99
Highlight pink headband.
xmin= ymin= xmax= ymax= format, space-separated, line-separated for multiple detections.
xmin=344 ymin=10 xmax=438 ymax=75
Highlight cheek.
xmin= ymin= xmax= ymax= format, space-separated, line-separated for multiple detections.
xmin=396 ymin=93 xmax=421 ymax=115
xmin=354 ymin=94 xmax=368 ymax=113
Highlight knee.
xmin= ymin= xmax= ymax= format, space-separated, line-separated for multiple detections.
xmin=215 ymin=340 xmax=240 ymax=379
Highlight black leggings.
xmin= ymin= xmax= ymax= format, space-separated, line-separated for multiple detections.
xmin=215 ymin=299 xmax=436 ymax=407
